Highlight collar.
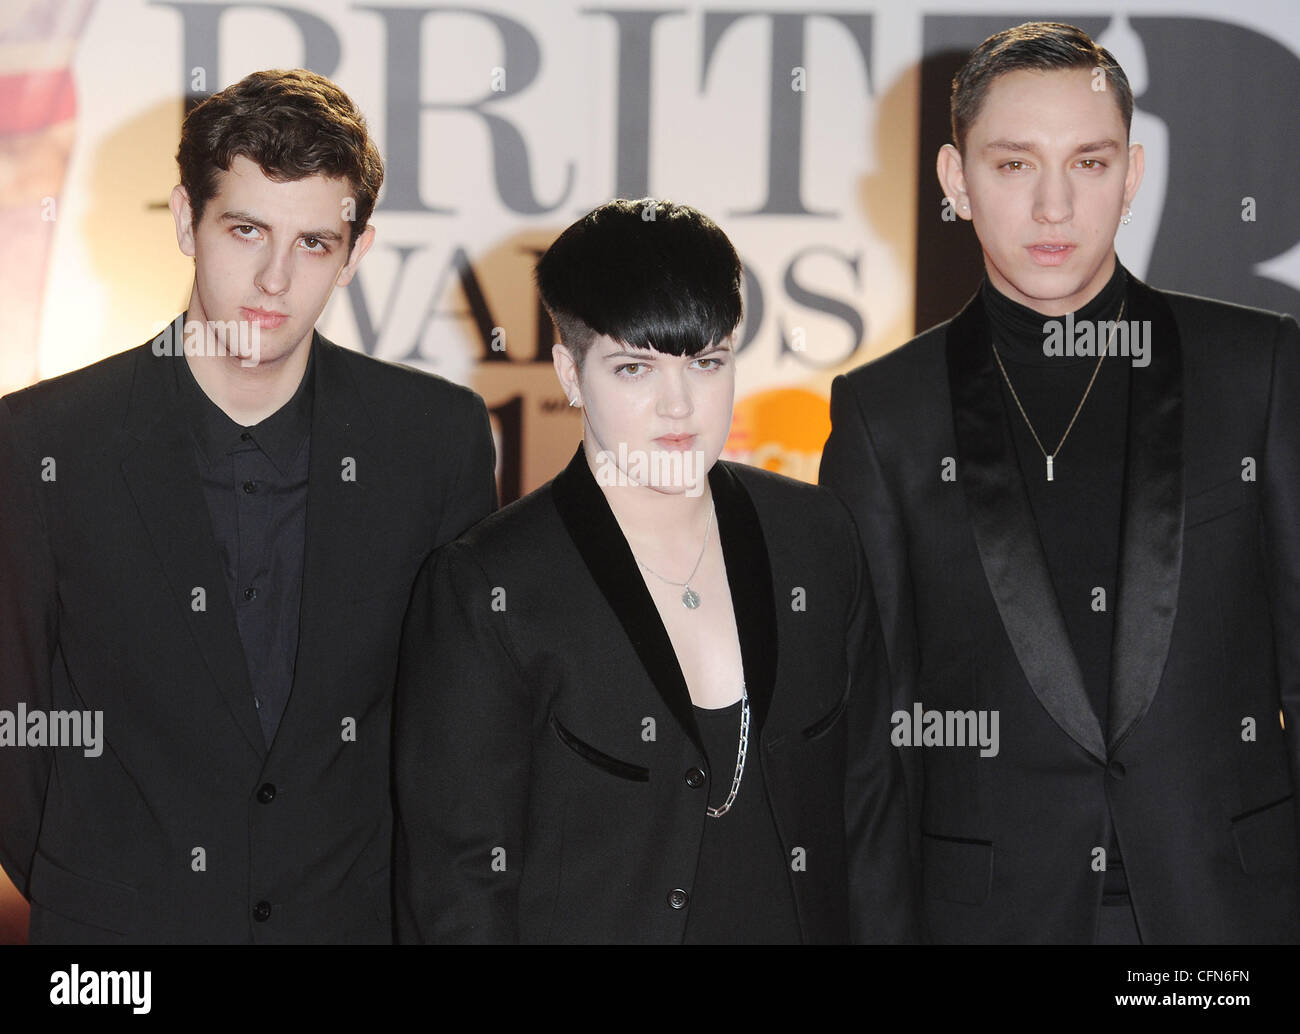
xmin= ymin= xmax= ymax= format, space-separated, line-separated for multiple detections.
xmin=984 ymin=259 xmax=1128 ymax=367
xmin=173 ymin=324 xmax=315 ymax=473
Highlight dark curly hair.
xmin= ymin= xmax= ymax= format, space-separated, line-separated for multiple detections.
xmin=177 ymin=68 xmax=383 ymax=249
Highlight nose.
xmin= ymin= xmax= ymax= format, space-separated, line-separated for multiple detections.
xmin=656 ymin=364 xmax=693 ymax=420
xmin=254 ymin=243 xmax=293 ymax=296
xmin=1033 ymin=167 xmax=1073 ymax=225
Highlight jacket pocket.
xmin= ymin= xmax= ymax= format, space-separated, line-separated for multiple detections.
xmin=550 ymin=716 xmax=649 ymax=782
xmin=921 ymin=832 xmax=993 ymax=906
xmin=1231 ymin=793 xmax=1297 ymax=875
xmin=802 ymin=691 xmax=849 ymax=741
xmin=1185 ymin=477 xmax=1252 ymax=530
xmin=29 ymin=849 xmax=138 ymax=936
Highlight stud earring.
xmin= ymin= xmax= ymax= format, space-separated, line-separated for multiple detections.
xmin=1121 ymin=208 xmax=1132 ymax=226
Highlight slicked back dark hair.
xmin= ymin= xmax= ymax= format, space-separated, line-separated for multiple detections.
xmin=178 ymin=68 xmax=383 ymax=250
xmin=536 ymin=198 xmax=743 ymax=368
xmin=951 ymin=22 xmax=1133 ymax=154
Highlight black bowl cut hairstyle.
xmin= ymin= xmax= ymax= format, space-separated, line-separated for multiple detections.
xmin=535 ymin=198 xmax=743 ymax=369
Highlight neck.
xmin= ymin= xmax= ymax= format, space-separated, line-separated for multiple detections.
xmin=182 ymin=315 xmax=311 ymax=426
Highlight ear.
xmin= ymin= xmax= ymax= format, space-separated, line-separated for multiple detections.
xmin=1123 ymin=141 xmax=1145 ymax=210
xmin=170 ymin=185 xmax=197 ymax=257
xmin=552 ymin=343 xmax=582 ymax=407
xmin=936 ymin=144 xmax=973 ymax=222
xmin=335 ymin=223 xmax=376 ymax=286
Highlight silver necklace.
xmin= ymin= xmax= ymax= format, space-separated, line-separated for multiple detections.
xmin=991 ymin=299 xmax=1126 ymax=481
xmin=634 ymin=505 xmax=714 ymax=610
xmin=706 ymin=685 xmax=749 ymax=818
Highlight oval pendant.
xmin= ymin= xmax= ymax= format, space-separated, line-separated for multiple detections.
xmin=681 ymin=587 xmax=701 ymax=610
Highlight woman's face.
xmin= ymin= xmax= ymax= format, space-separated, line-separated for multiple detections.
xmin=558 ymin=334 xmax=736 ymax=497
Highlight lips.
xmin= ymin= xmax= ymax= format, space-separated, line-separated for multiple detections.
xmin=240 ymin=307 xmax=287 ymax=329
xmin=1026 ymin=243 xmax=1076 ymax=267
xmin=655 ymin=433 xmax=696 ymax=450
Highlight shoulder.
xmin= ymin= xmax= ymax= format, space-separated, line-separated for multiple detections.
xmin=318 ymin=338 xmax=487 ymax=419
xmin=1 ymin=342 xmax=144 ymax=437
xmin=1145 ymin=284 xmax=1297 ymax=381
xmin=447 ymin=478 xmax=564 ymax=563
xmin=836 ymin=319 xmax=951 ymax=408
xmin=1158 ymin=287 xmax=1294 ymax=337
xmin=723 ymin=461 xmax=857 ymax=542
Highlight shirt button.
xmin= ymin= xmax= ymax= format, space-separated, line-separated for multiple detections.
xmin=684 ymin=768 xmax=706 ymax=789
xmin=1107 ymin=760 xmax=1127 ymax=780
xmin=256 ymin=783 xmax=276 ymax=804
xmin=244 ymin=587 xmax=258 ymax=601
xmin=240 ymin=432 xmax=252 ymax=442
xmin=667 ymin=888 xmax=689 ymax=910
xmin=242 ymin=480 xmax=258 ymax=493
xmin=253 ymin=901 xmax=272 ymax=922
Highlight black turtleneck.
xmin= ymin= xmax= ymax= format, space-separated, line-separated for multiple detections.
xmin=983 ymin=261 xmax=1135 ymax=927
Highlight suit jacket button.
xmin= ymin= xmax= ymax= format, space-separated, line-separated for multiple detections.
xmin=685 ymin=767 xmax=706 ymax=789
xmin=253 ymin=901 xmax=272 ymax=922
xmin=668 ymin=888 xmax=689 ymax=910
xmin=1107 ymin=760 xmax=1127 ymax=780
xmin=257 ymin=783 xmax=276 ymax=803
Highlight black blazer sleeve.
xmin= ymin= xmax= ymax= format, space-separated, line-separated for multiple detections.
xmin=436 ymin=395 xmax=498 ymax=544
xmin=0 ymin=396 xmax=58 ymax=896
xmin=840 ymin=504 xmax=919 ymax=942
xmin=394 ymin=539 xmax=529 ymax=943
xmin=1261 ymin=314 xmax=1300 ymax=859
xmin=821 ymin=374 xmax=924 ymax=871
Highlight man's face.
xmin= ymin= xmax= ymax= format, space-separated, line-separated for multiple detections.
xmin=170 ymin=154 xmax=373 ymax=368
xmin=938 ymin=67 xmax=1143 ymax=316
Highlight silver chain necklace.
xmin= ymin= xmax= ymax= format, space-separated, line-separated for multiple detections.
xmin=706 ymin=685 xmax=749 ymax=818
xmin=991 ymin=299 xmax=1126 ymax=482
xmin=634 ymin=505 xmax=715 ymax=610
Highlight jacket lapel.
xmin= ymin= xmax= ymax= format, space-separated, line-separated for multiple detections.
xmin=946 ymin=295 xmax=1107 ymax=762
xmin=275 ymin=335 xmax=377 ymax=747
xmin=551 ymin=447 xmax=780 ymax=753
xmin=120 ymin=317 xmax=265 ymax=760
xmin=710 ymin=462 xmax=778 ymax=736
xmin=1106 ymin=278 xmax=1184 ymax=750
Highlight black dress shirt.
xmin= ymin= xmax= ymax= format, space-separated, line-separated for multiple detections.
xmin=175 ymin=349 xmax=313 ymax=746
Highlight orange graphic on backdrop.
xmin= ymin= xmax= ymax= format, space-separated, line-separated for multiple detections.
xmin=724 ymin=387 xmax=831 ymax=485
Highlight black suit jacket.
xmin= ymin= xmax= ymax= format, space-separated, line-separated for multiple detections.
xmin=0 ymin=317 xmax=496 ymax=943
xmin=820 ymin=275 xmax=1300 ymax=943
xmin=393 ymin=446 xmax=915 ymax=943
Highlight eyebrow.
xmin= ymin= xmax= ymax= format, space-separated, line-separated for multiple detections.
xmin=218 ymin=210 xmax=344 ymax=242
xmin=983 ymin=138 xmax=1120 ymax=155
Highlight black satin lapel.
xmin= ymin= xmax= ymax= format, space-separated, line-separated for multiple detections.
xmin=709 ymin=462 xmax=778 ymax=735
xmin=1107 ymin=279 xmax=1184 ymax=750
xmin=120 ymin=341 xmax=265 ymax=760
xmin=946 ymin=295 xmax=1106 ymax=762
xmin=282 ymin=338 xmax=376 ymax=744
xmin=551 ymin=446 xmax=704 ymax=755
